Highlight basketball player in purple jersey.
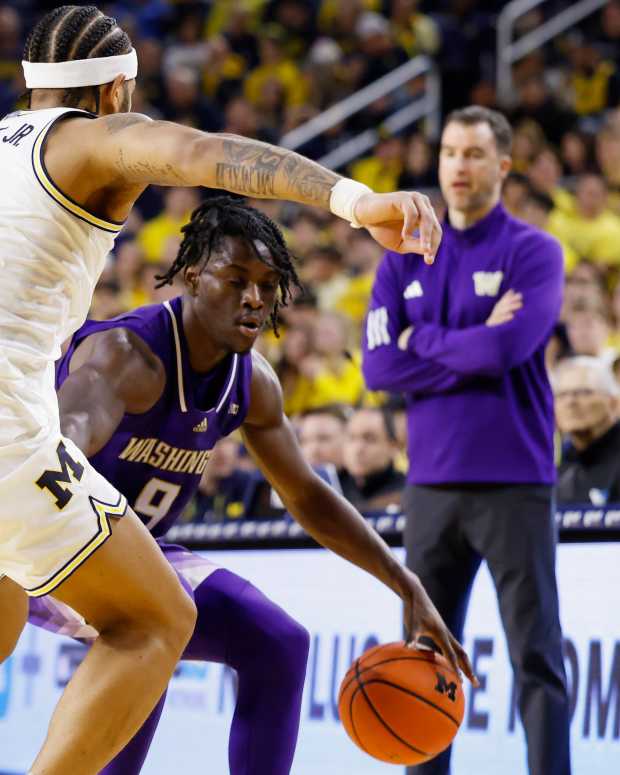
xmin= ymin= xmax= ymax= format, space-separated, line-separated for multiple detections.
xmin=2 ymin=5 xmax=451 ymax=771
xmin=28 ymin=197 xmax=476 ymax=774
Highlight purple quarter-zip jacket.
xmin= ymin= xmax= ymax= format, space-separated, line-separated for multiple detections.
xmin=362 ymin=203 xmax=564 ymax=485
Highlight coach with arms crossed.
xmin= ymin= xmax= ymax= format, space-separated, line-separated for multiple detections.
xmin=362 ymin=106 xmax=571 ymax=775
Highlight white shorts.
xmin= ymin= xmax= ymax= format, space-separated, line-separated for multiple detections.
xmin=0 ymin=433 xmax=127 ymax=596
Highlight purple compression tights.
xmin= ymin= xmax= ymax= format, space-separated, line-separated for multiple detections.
xmin=100 ymin=568 xmax=310 ymax=775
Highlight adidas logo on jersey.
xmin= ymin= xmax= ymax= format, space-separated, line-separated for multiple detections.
xmin=404 ymin=280 xmax=423 ymax=299
xmin=193 ymin=418 xmax=208 ymax=433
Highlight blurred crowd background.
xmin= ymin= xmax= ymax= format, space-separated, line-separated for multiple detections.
xmin=3 ymin=0 xmax=620 ymax=524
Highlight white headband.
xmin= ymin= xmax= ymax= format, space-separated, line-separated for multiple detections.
xmin=22 ymin=48 xmax=138 ymax=89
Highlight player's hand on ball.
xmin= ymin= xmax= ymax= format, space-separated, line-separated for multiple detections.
xmin=353 ymin=191 xmax=442 ymax=265
xmin=397 ymin=567 xmax=478 ymax=686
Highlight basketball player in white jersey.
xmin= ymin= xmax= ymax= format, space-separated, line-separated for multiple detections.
xmin=0 ymin=6 xmax=451 ymax=775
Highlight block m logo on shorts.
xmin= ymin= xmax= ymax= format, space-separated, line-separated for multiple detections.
xmin=36 ymin=441 xmax=84 ymax=509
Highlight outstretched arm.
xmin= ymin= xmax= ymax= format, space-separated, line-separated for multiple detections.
xmin=242 ymin=352 xmax=475 ymax=683
xmin=48 ymin=113 xmax=441 ymax=260
xmin=57 ymin=328 xmax=165 ymax=457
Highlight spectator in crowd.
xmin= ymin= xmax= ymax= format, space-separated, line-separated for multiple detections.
xmin=318 ymin=0 xmax=365 ymax=56
xmin=221 ymin=95 xmax=276 ymax=144
xmin=564 ymin=300 xmax=617 ymax=365
xmin=595 ymin=0 xmax=620 ymax=62
xmin=520 ymin=188 xmax=579 ymax=272
xmin=609 ymin=282 xmax=620 ymax=350
xmin=510 ymin=119 xmax=546 ymax=174
xmin=298 ymin=404 xmax=349 ymax=470
xmin=527 ymin=146 xmax=575 ymax=214
xmin=559 ymin=129 xmax=593 ymax=177
xmin=276 ymin=323 xmax=317 ymax=416
xmin=335 ymin=229 xmax=385 ymax=325
xmin=264 ymin=0 xmax=318 ymax=61
xmin=352 ymin=11 xmax=408 ymax=89
xmin=287 ymin=209 xmax=329 ymax=259
xmin=565 ymin=38 xmax=619 ymax=118
xmin=397 ymin=133 xmax=438 ymax=190
xmin=387 ymin=0 xmax=441 ymax=59
xmin=244 ymin=23 xmax=307 ymax=120
xmin=341 ymin=407 xmax=405 ymax=511
xmin=554 ymin=356 xmax=620 ymax=505
xmin=300 ymin=245 xmax=349 ymax=310
xmin=302 ymin=37 xmax=348 ymax=115
xmin=138 ymin=187 xmax=200 ymax=264
xmin=301 ymin=311 xmax=366 ymax=408
xmin=132 ymin=37 xmax=165 ymax=112
xmin=362 ymin=106 xmax=571 ymax=775
xmin=596 ymin=116 xmax=620 ymax=215
xmin=160 ymin=65 xmax=223 ymax=130
xmin=510 ymin=76 xmax=575 ymax=146
xmin=115 ymin=240 xmax=149 ymax=310
xmin=183 ymin=438 xmax=252 ymax=524
xmin=563 ymin=259 xmax=608 ymax=305
xmin=351 ymin=133 xmax=405 ymax=194
xmin=551 ymin=173 xmax=620 ymax=268
xmin=501 ymin=171 xmax=531 ymax=218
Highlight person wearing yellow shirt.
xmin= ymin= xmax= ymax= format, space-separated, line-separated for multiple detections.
xmin=138 ymin=188 xmax=200 ymax=264
xmin=520 ymin=189 xmax=580 ymax=273
xmin=335 ymin=229 xmax=384 ymax=326
xmin=388 ymin=0 xmax=441 ymax=58
xmin=527 ymin=147 xmax=575 ymax=215
xmin=244 ymin=26 xmax=307 ymax=111
xmin=549 ymin=174 xmax=620 ymax=268
xmin=350 ymin=135 xmax=405 ymax=194
xmin=301 ymin=311 xmax=366 ymax=406
xmin=596 ymin=120 xmax=620 ymax=217
xmin=206 ymin=0 xmax=266 ymax=37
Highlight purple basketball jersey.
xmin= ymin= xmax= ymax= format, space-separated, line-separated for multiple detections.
xmin=56 ymin=296 xmax=253 ymax=537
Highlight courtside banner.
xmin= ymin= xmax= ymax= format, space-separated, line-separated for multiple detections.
xmin=0 ymin=544 xmax=618 ymax=774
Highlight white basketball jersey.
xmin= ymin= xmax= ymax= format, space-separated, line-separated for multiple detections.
xmin=0 ymin=107 xmax=122 ymax=464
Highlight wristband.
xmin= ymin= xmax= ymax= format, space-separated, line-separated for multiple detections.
xmin=329 ymin=178 xmax=372 ymax=228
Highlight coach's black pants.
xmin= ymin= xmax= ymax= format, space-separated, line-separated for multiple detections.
xmin=403 ymin=484 xmax=571 ymax=775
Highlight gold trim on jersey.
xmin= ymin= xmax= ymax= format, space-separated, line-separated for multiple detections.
xmin=31 ymin=118 xmax=124 ymax=234
xmin=26 ymin=492 xmax=128 ymax=598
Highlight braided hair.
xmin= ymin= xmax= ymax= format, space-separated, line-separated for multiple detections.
xmin=156 ymin=196 xmax=301 ymax=336
xmin=23 ymin=5 xmax=132 ymax=109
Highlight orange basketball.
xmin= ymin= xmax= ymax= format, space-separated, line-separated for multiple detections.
xmin=338 ymin=641 xmax=465 ymax=766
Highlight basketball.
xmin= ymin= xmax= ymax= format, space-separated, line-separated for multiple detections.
xmin=338 ymin=641 xmax=465 ymax=766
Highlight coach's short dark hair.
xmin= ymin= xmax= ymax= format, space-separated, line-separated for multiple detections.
xmin=445 ymin=106 xmax=513 ymax=155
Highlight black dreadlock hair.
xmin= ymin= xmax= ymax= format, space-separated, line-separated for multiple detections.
xmin=156 ymin=196 xmax=301 ymax=337
xmin=22 ymin=5 xmax=132 ymax=110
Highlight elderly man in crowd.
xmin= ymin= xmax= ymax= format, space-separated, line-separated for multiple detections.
xmin=554 ymin=356 xmax=620 ymax=504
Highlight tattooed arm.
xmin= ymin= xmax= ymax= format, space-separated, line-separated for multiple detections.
xmin=45 ymin=112 xmax=442 ymax=258
xmin=69 ymin=113 xmax=338 ymax=207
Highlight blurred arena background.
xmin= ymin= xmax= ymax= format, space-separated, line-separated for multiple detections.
xmin=0 ymin=1 xmax=619 ymax=773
